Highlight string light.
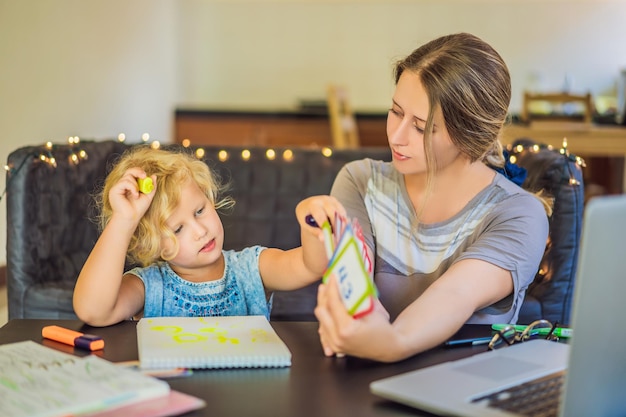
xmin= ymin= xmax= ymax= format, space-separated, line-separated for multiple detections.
xmin=218 ymin=150 xmax=229 ymax=162
xmin=1 ymin=138 xmax=86 ymax=203
xmin=265 ymin=149 xmax=276 ymax=160
xmin=282 ymin=149 xmax=294 ymax=161
xmin=507 ymin=137 xmax=584 ymax=187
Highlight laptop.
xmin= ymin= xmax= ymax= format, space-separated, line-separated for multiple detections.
xmin=370 ymin=194 xmax=626 ymax=417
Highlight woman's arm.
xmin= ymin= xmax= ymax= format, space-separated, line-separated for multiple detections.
xmin=73 ymin=169 xmax=155 ymax=326
xmin=315 ymin=258 xmax=512 ymax=362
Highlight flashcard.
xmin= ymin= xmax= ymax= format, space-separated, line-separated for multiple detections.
xmin=323 ymin=221 xmax=377 ymax=318
xmin=320 ymin=220 xmax=335 ymax=260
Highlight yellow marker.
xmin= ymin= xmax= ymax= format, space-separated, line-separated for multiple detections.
xmin=137 ymin=177 xmax=154 ymax=194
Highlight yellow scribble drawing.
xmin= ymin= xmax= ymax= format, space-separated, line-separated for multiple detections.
xmin=216 ymin=334 xmax=240 ymax=344
xmin=250 ymin=328 xmax=270 ymax=343
xmin=151 ymin=325 xmax=182 ymax=334
xmin=172 ymin=333 xmax=209 ymax=343
xmin=148 ymin=319 xmax=273 ymax=345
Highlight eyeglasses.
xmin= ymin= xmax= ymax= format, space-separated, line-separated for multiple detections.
xmin=488 ymin=319 xmax=560 ymax=350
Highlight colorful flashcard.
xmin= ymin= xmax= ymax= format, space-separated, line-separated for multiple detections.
xmin=322 ymin=219 xmax=377 ymax=318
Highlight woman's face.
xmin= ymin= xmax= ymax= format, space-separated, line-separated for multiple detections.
xmin=386 ymin=71 xmax=461 ymax=176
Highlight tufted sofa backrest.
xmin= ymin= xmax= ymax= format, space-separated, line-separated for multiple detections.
xmin=5 ymin=140 xmax=390 ymax=320
xmin=5 ymin=139 xmax=583 ymax=324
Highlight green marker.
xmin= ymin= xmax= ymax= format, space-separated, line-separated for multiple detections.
xmin=491 ymin=323 xmax=573 ymax=338
xmin=137 ymin=177 xmax=154 ymax=194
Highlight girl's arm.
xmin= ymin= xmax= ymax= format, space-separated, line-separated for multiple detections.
xmin=258 ymin=195 xmax=346 ymax=292
xmin=315 ymin=258 xmax=513 ymax=362
xmin=73 ymin=169 xmax=155 ymax=326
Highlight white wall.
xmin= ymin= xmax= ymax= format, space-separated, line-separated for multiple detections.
xmin=0 ymin=0 xmax=177 ymax=265
xmin=2 ymin=0 xmax=626 ymax=265
xmin=177 ymin=0 xmax=626 ymax=113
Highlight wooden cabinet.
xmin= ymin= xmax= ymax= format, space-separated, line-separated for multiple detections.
xmin=174 ymin=109 xmax=388 ymax=148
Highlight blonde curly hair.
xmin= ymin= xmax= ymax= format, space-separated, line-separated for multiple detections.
xmin=97 ymin=146 xmax=233 ymax=267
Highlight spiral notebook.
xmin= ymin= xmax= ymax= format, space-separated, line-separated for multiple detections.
xmin=136 ymin=316 xmax=292 ymax=370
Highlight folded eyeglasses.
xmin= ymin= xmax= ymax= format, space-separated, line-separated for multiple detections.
xmin=488 ymin=319 xmax=560 ymax=350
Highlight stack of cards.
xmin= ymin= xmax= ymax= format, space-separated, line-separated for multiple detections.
xmin=320 ymin=214 xmax=378 ymax=318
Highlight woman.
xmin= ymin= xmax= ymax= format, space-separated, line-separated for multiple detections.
xmin=309 ymin=33 xmax=549 ymax=362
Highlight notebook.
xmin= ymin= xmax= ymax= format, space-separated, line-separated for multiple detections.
xmin=0 ymin=340 xmax=170 ymax=417
xmin=136 ymin=315 xmax=292 ymax=370
xmin=370 ymin=194 xmax=626 ymax=417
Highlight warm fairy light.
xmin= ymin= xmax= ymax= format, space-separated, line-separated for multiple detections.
xmin=48 ymin=157 xmax=57 ymax=168
xmin=195 ymin=148 xmax=205 ymax=159
xmin=265 ymin=149 xmax=276 ymax=160
xmin=141 ymin=133 xmax=150 ymax=142
xmin=4 ymin=165 xmax=10 ymax=172
xmin=150 ymin=141 xmax=161 ymax=149
xmin=322 ymin=147 xmax=333 ymax=157
xmin=508 ymin=140 xmax=584 ymax=187
xmin=241 ymin=149 xmax=251 ymax=161
xmin=576 ymin=156 xmax=586 ymax=167
xmin=118 ymin=133 xmax=126 ymax=142
xmin=282 ymin=149 xmax=294 ymax=161
xmin=218 ymin=150 xmax=229 ymax=162
xmin=182 ymin=139 xmax=191 ymax=148
xmin=46 ymin=142 xmax=53 ymax=150
xmin=69 ymin=153 xmax=79 ymax=165
xmin=79 ymin=150 xmax=88 ymax=160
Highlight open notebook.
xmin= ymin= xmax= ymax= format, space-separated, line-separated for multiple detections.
xmin=0 ymin=340 xmax=170 ymax=417
xmin=371 ymin=194 xmax=626 ymax=416
xmin=137 ymin=315 xmax=292 ymax=370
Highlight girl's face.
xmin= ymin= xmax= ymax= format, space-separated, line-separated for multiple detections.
xmin=161 ymin=179 xmax=224 ymax=272
xmin=386 ymin=71 xmax=460 ymax=176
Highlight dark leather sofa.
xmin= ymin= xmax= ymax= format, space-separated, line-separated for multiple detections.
xmin=5 ymin=139 xmax=584 ymax=324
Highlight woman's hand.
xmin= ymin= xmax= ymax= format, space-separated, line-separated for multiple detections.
xmin=314 ymin=273 xmax=392 ymax=360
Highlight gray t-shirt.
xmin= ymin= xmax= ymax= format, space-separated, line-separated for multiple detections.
xmin=330 ymin=159 xmax=549 ymax=324
xmin=128 ymin=246 xmax=271 ymax=319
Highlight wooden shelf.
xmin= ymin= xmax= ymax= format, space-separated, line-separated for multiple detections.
xmin=175 ymin=109 xmax=388 ymax=148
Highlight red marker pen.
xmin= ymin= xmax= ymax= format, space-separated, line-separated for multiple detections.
xmin=42 ymin=325 xmax=105 ymax=351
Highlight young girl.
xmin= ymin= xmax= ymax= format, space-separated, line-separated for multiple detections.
xmin=73 ymin=146 xmax=338 ymax=327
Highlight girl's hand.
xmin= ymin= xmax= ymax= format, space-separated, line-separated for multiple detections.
xmin=108 ymin=168 xmax=157 ymax=224
xmin=314 ymin=273 xmax=390 ymax=359
xmin=296 ymin=195 xmax=347 ymax=241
